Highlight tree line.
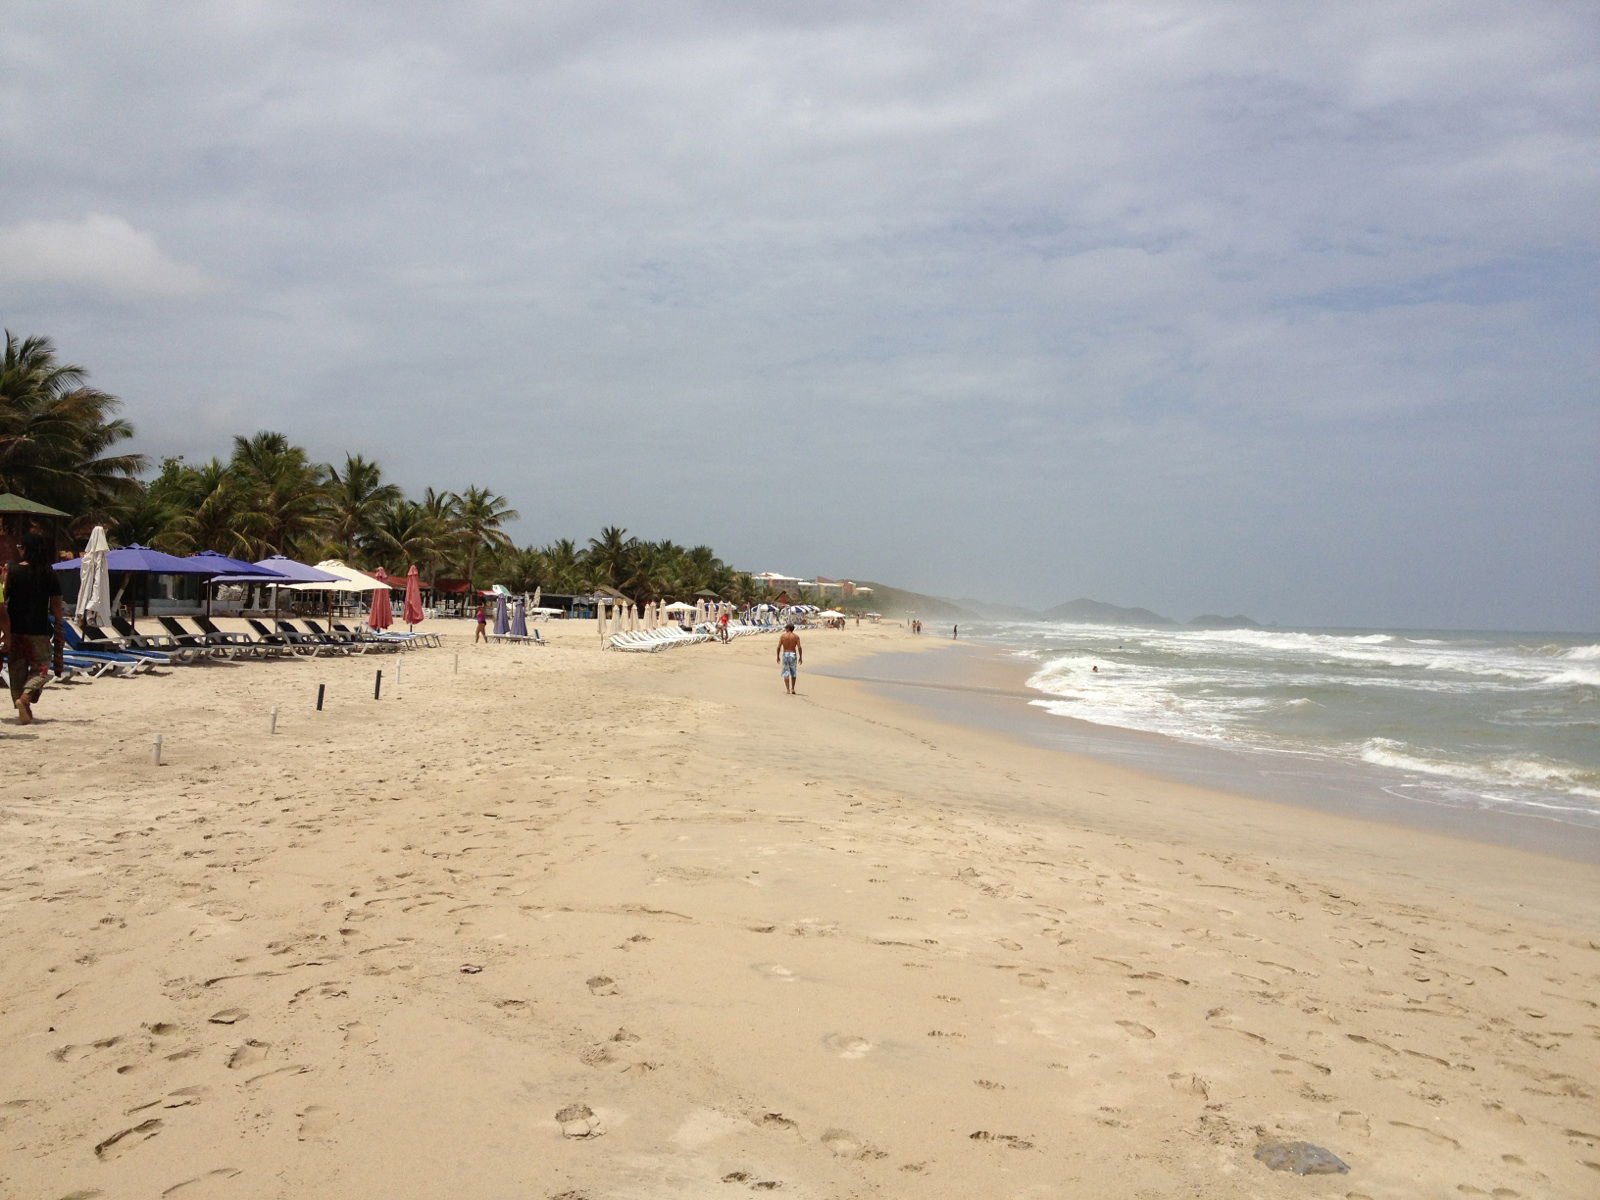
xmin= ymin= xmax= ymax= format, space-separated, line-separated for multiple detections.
xmin=1 ymin=330 xmax=786 ymax=604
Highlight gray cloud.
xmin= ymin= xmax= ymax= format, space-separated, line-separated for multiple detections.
xmin=2 ymin=0 xmax=1595 ymax=629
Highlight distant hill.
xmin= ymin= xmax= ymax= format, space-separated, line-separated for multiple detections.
xmin=842 ymin=582 xmax=978 ymax=622
xmin=1187 ymin=613 xmax=1263 ymax=630
xmin=1037 ymin=597 xmax=1177 ymax=627
xmin=829 ymin=583 xmax=1261 ymax=630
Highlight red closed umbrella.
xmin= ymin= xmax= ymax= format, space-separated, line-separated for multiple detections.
xmin=402 ymin=564 xmax=424 ymax=629
xmin=368 ymin=582 xmax=394 ymax=630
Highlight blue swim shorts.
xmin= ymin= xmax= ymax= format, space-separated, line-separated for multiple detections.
xmin=781 ymin=651 xmax=798 ymax=678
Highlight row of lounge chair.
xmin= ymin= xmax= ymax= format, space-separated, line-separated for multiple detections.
xmin=606 ymin=620 xmax=775 ymax=653
xmin=55 ymin=615 xmax=440 ymax=673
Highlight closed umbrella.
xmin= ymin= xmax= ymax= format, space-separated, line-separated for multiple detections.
xmin=402 ymin=565 xmax=424 ymax=629
xmin=531 ymin=586 xmax=541 ymax=609
xmin=493 ymin=594 xmax=510 ymax=636
xmin=511 ymin=600 xmax=528 ymax=637
xmin=367 ymin=583 xmax=393 ymax=630
xmin=75 ymin=525 xmax=112 ymax=627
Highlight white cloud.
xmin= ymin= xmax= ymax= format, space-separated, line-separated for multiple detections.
xmin=0 ymin=1 xmax=1594 ymax=627
xmin=0 ymin=213 xmax=212 ymax=298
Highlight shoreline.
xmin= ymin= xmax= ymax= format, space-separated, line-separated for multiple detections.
xmin=2 ymin=620 xmax=1596 ymax=1197
xmin=820 ymin=638 xmax=1600 ymax=866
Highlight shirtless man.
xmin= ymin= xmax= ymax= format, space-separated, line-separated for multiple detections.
xmin=776 ymin=623 xmax=802 ymax=694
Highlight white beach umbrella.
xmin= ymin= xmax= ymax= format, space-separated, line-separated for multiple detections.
xmin=75 ymin=525 xmax=112 ymax=626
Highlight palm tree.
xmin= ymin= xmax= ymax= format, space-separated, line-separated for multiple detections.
xmin=370 ymin=498 xmax=443 ymax=570
xmin=152 ymin=456 xmax=261 ymax=555
xmin=450 ymin=485 xmax=519 ymax=590
xmin=0 ymin=330 xmax=146 ymax=526
xmin=584 ymin=525 xmax=635 ymax=591
xmin=323 ymin=454 xmax=401 ymax=558
xmin=494 ymin=545 xmax=547 ymax=594
xmin=228 ymin=432 xmax=324 ymax=557
xmin=540 ymin=538 xmax=584 ymax=592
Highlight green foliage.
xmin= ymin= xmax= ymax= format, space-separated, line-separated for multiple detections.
xmin=0 ymin=330 xmax=146 ymax=528
xmin=8 ymin=329 xmax=772 ymax=599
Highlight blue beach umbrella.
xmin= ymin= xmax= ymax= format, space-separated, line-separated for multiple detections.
xmin=185 ymin=550 xmax=291 ymax=579
xmin=493 ymin=594 xmax=510 ymax=636
xmin=54 ymin=543 xmax=222 ymax=575
xmin=511 ymin=600 xmax=528 ymax=638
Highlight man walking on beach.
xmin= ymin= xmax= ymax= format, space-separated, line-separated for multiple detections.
xmin=5 ymin=534 xmax=64 ymax=725
xmin=777 ymin=623 xmax=802 ymax=694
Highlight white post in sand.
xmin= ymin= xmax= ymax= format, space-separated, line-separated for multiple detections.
xmin=270 ymin=705 xmax=280 ymax=734
xmin=454 ymin=652 xmax=459 ymax=674
xmin=151 ymin=733 xmax=163 ymax=765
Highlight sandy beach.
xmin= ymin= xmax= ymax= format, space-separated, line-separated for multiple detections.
xmin=2 ymin=619 xmax=1597 ymax=1199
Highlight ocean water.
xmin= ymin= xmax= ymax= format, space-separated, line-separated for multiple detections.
xmin=969 ymin=621 xmax=1600 ymax=832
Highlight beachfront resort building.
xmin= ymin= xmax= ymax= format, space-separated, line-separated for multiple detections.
xmin=752 ymin=571 xmax=872 ymax=600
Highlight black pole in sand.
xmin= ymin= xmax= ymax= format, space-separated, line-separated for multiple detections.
xmin=373 ymin=670 xmax=382 ymax=701
xmin=316 ymin=684 xmax=326 ymax=711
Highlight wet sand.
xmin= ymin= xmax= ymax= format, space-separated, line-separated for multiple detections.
xmin=1 ymin=619 xmax=1596 ymax=1198
xmin=819 ymin=641 xmax=1600 ymax=864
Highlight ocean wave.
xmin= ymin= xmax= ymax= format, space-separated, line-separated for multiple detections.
xmin=1359 ymin=739 xmax=1600 ymax=800
xmin=1564 ymin=643 xmax=1600 ymax=660
xmin=1546 ymin=667 xmax=1600 ymax=689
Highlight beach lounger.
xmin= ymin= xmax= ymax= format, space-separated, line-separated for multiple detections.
xmin=332 ymin=621 xmax=440 ymax=649
xmin=107 ymin=615 xmax=205 ymax=662
xmin=190 ymin=615 xmax=278 ymax=656
xmin=156 ymin=616 xmax=233 ymax=658
xmin=246 ymin=618 xmax=328 ymax=656
xmin=64 ymin=622 xmax=173 ymax=668
xmin=302 ymin=619 xmax=392 ymax=651
xmin=279 ymin=619 xmax=362 ymax=653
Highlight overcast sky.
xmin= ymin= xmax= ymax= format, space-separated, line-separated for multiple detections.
xmin=3 ymin=2 xmax=1595 ymax=630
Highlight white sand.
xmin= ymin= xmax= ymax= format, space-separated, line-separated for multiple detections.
xmin=2 ymin=618 xmax=1596 ymax=1198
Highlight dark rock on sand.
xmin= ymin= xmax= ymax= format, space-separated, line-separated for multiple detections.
xmin=1253 ymin=1140 xmax=1349 ymax=1175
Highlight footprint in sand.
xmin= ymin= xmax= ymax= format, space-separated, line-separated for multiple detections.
xmin=1388 ymin=1119 xmax=1460 ymax=1149
xmin=1167 ymin=1073 xmax=1208 ymax=1097
xmin=162 ymin=1167 xmax=242 ymax=1196
xmin=556 ymin=1103 xmax=604 ymax=1139
xmin=297 ymin=1105 xmax=337 ymax=1141
xmin=751 ymin=963 xmax=797 ymax=983
xmin=969 ymin=1130 xmax=1035 ymax=1149
xmin=586 ymin=976 xmax=619 ymax=996
xmin=94 ymin=1117 xmax=163 ymax=1159
xmin=1339 ymin=1111 xmax=1371 ymax=1136
xmin=341 ymin=1022 xmax=376 ymax=1046
xmin=821 ymin=1128 xmax=885 ymax=1160
xmin=226 ymin=1040 xmax=271 ymax=1070
xmin=822 ymin=1034 xmax=874 ymax=1060
xmin=207 ymin=1008 xmax=246 ymax=1026
xmin=128 ymin=1085 xmax=210 ymax=1115
xmin=1116 ymin=1021 xmax=1156 ymax=1040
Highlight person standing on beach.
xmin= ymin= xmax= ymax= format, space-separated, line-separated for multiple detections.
xmin=719 ymin=609 xmax=730 ymax=643
xmin=474 ymin=601 xmax=488 ymax=643
xmin=777 ymin=623 xmax=802 ymax=694
xmin=5 ymin=534 xmax=64 ymax=725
